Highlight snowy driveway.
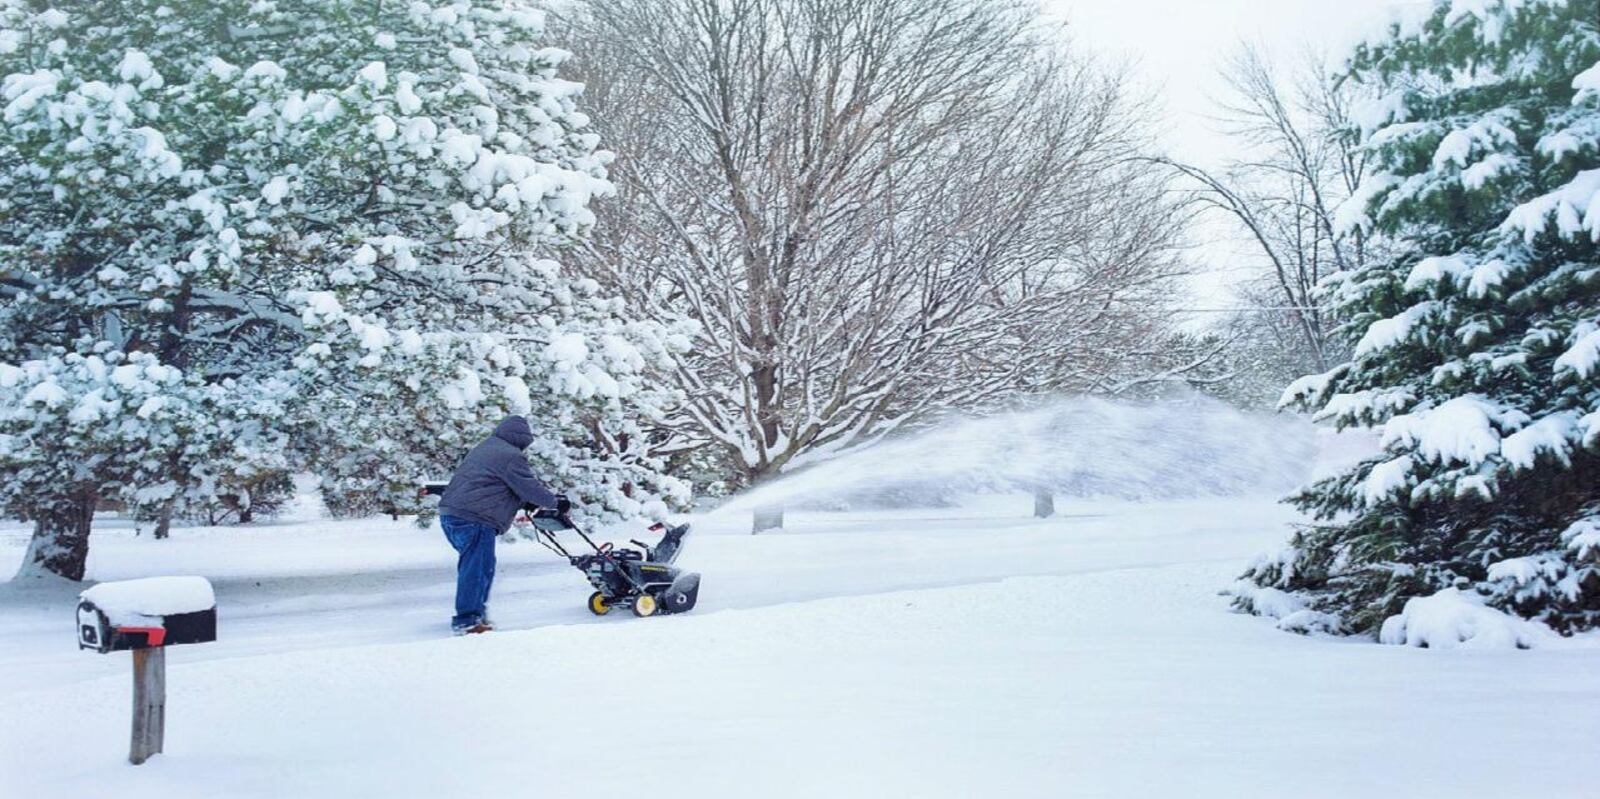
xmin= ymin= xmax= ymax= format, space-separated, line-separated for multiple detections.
xmin=1 ymin=498 xmax=1595 ymax=798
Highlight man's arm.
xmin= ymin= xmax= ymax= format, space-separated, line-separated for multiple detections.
xmin=501 ymin=454 xmax=559 ymax=509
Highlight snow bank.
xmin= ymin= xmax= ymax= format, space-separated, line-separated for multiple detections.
xmin=6 ymin=560 xmax=1598 ymax=799
xmin=80 ymin=576 xmax=214 ymax=624
xmin=5 ymin=502 xmax=1599 ymax=798
xmin=1226 ymin=580 xmax=1340 ymax=634
xmin=1229 ymin=581 xmax=1303 ymax=618
xmin=1378 ymin=588 xmax=1550 ymax=650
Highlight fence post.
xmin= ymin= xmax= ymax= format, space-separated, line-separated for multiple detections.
xmin=130 ymin=648 xmax=166 ymax=765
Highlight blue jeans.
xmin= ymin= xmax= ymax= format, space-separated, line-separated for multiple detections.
xmin=441 ymin=515 xmax=498 ymax=629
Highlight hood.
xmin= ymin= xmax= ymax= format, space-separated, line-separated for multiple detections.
xmin=493 ymin=415 xmax=534 ymax=450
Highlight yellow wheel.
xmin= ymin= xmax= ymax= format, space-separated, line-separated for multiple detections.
xmin=587 ymin=591 xmax=612 ymax=616
xmin=632 ymin=593 xmax=659 ymax=618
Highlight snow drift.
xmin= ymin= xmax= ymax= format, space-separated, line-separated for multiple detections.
xmin=1378 ymin=588 xmax=1553 ymax=650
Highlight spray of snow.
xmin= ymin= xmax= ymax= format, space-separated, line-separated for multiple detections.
xmin=714 ymin=397 xmax=1318 ymax=515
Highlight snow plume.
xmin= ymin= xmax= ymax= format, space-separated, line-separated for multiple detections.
xmin=714 ymin=397 xmax=1317 ymax=514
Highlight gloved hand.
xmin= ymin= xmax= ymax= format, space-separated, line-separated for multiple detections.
xmin=554 ymin=494 xmax=571 ymax=515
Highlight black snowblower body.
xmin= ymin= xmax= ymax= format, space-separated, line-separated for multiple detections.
xmin=530 ymin=510 xmax=700 ymax=618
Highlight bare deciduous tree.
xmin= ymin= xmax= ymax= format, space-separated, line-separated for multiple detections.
xmin=1160 ymin=44 xmax=1377 ymax=392
xmin=561 ymin=0 xmax=1197 ymax=524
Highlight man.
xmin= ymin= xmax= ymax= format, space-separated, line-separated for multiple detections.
xmin=437 ymin=415 xmax=568 ymax=634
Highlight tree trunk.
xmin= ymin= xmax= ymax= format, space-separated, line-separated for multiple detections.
xmin=752 ymin=505 xmax=784 ymax=534
xmin=1033 ymin=487 xmax=1055 ymax=519
xmin=15 ymin=490 xmax=96 ymax=581
xmin=153 ymin=498 xmax=175 ymax=540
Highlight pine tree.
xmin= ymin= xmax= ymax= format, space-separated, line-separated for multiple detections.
xmin=0 ymin=1 xmax=686 ymax=579
xmin=1236 ymin=0 xmax=1600 ymax=636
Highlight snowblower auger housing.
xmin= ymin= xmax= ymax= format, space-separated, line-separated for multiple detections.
xmin=525 ymin=508 xmax=700 ymax=618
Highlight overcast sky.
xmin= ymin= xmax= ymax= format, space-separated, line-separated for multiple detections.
xmin=1044 ymin=0 xmax=1428 ymax=305
xmin=1049 ymin=0 xmax=1422 ymax=166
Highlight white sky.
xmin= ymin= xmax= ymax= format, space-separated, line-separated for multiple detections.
xmin=1043 ymin=0 xmax=1428 ymax=307
xmin=1048 ymin=0 xmax=1423 ymax=166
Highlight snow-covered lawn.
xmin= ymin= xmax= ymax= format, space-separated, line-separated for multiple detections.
xmin=2 ymin=497 xmax=1595 ymax=798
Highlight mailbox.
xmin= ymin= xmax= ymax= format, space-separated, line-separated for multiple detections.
xmin=78 ymin=576 xmax=216 ymax=765
xmin=78 ymin=601 xmax=216 ymax=653
xmin=77 ymin=576 xmax=217 ymax=653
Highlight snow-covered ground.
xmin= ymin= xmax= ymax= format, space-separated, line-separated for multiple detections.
xmin=1 ymin=495 xmax=1596 ymax=798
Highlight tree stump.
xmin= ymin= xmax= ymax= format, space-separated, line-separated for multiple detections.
xmin=130 ymin=648 xmax=166 ymax=765
xmin=1033 ymin=488 xmax=1055 ymax=519
xmin=752 ymin=505 xmax=784 ymax=534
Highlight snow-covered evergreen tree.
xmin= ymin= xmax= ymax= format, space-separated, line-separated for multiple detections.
xmin=1237 ymin=0 xmax=1600 ymax=635
xmin=0 ymin=0 xmax=686 ymax=579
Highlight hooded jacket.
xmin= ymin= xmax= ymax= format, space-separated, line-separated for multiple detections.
xmin=438 ymin=416 xmax=559 ymax=533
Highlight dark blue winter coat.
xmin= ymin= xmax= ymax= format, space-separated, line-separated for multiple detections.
xmin=438 ymin=416 xmax=559 ymax=534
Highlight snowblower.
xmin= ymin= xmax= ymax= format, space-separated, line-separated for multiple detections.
xmin=419 ymin=481 xmax=700 ymax=618
xmin=523 ymin=508 xmax=701 ymax=618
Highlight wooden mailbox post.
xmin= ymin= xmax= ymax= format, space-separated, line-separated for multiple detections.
xmin=77 ymin=576 xmax=217 ymax=765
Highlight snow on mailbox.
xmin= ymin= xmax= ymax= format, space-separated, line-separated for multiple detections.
xmin=77 ymin=576 xmax=216 ymax=765
xmin=78 ymin=576 xmax=217 ymax=652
